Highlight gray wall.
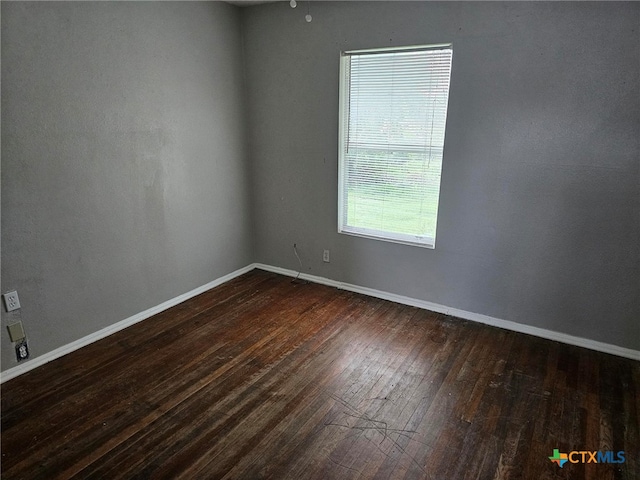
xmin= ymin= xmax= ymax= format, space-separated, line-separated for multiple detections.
xmin=243 ymin=2 xmax=640 ymax=349
xmin=1 ymin=1 xmax=253 ymax=370
xmin=2 ymin=1 xmax=638 ymax=373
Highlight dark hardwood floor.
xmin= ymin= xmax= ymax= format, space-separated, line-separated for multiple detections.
xmin=1 ymin=269 xmax=638 ymax=479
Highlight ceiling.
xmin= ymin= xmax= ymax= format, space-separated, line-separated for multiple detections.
xmin=225 ymin=0 xmax=280 ymax=7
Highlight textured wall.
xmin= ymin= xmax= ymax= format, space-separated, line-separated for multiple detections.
xmin=1 ymin=2 xmax=253 ymax=370
xmin=243 ymin=2 xmax=640 ymax=349
xmin=2 ymin=1 xmax=638 ymax=374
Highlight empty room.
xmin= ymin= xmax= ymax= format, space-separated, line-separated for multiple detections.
xmin=1 ymin=1 xmax=638 ymax=479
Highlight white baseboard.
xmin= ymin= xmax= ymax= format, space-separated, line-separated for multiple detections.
xmin=0 ymin=264 xmax=255 ymax=384
xmin=254 ymin=263 xmax=640 ymax=362
xmin=3 ymin=262 xmax=637 ymax=383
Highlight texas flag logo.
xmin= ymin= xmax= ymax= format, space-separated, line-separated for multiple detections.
xmin=549 ymin=449 xmax=569 ymax=468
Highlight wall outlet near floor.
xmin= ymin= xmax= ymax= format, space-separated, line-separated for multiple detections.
xmin=2 ymin=290 xmax=21 ymax=312
xmin=16 ymin=340 xmax=30 ymax=362
xmin=323 ymin=250 xmax=330 ymax=263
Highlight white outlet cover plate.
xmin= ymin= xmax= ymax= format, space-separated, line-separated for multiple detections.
xmin=3 ymin=291 xmax=21 ymax=312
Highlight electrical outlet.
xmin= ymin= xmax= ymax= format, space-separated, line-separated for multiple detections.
xmin=323 ymin=250 xmax=330 ymax=263
xmin=16 ymin=340 xmax=30 ymax=362
xmin=2 ymin=291 xmax=21 ymax=312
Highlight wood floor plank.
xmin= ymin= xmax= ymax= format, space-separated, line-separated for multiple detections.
xmin=1 ymin=269 xmax=638 ymax=479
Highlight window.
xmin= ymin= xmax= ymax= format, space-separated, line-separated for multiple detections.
xmin=338 ymin=44 xmax=453 ymax=248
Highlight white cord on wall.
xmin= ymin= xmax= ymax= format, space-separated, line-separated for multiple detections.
xmin=293 ymin=243 xmax=303 ymax=280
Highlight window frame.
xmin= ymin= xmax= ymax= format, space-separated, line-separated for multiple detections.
xmin=337 ymin=43 xmax=453 ymax=249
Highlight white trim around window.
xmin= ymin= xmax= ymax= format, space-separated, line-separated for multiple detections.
xmin=338 ymin=44 xmax=453 ymax=249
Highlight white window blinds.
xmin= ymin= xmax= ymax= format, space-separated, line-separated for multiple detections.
xmin=338 ymin=45 xmax=453 ymax=248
